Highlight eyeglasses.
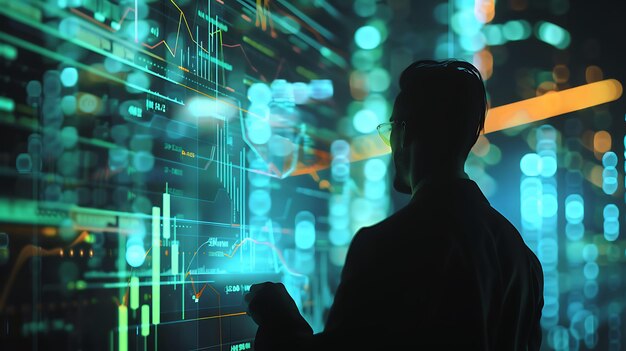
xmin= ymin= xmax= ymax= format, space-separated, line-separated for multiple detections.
xmin=376 ymin=121 xmax=405 ymax=147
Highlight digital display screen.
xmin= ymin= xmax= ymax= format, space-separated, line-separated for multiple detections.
xmin=1 ymin=0 xmax=624 ymax=350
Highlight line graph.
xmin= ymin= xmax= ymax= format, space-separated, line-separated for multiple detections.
xmin=0 ymin=231 xmax=91 ymax=311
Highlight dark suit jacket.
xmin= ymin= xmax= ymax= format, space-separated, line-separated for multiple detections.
xmin=318 ymin=178 xmax=544 ymax=350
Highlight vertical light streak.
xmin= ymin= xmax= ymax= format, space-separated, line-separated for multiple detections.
xmin=181 ymin=251 xmax=185 ymax=320
xmin=134 ymin=0 xmax=138 ymax=43
xmin=130 ymin=276 xmax=139 ymax=310
xmin=151 ymin=206 xmax=161 ymax=325
xmin=141 ymin=304 xmax=150 ymax=337
xmin=171 ymin=241 xmax=179 ymax=275
xmin=118 ymin=305 xmax=128 ymax=351
xmin=163 ymin=193 xmax=171 ymax=240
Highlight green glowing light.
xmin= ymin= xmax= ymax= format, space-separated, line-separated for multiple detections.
xmin=503 ymin=20 xmax=531 ymax=41
xmin=0 ymin=97 xmax=15 ymax=112
xmin=141 ymin=304 xmax=150 ymax=336
xmin=354 ymin=25 xmax=381 ymax=50
xmin=118 ymin=305 xmax=128 ymax=351
xmin=536 ymin=21 xmax=571 ymax=49
xmin=0 ymin=43 xmax=17 ymax=60
xmin=130 ymin=276 xmax=139 ymax=310
xmin=60 ymin=67 xmax=78 ymax=87
xmin=483 ymin=25 xmax=506 ymax=46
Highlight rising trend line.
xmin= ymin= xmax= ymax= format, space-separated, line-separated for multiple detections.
xmin=0 ymin=231 xmax=91 ymax=311
xmin=225 ymin=237 xmax=304 ymax=277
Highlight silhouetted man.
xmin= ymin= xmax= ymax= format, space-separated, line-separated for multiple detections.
xmin=244 ymin=59 xmax=544 ymax=350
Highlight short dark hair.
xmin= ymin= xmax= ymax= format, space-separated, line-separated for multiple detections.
xmin=394 ymin=59 xmax=487 ymax=159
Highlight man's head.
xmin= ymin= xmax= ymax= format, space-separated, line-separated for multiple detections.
xmin=388 ymin=59 xmax=487 ymax=194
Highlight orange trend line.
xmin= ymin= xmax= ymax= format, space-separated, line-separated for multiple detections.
xmin=350 ymin=78 xmax=624 ymax=163
xmin=0 ymin=231 xmax=91 ymax=311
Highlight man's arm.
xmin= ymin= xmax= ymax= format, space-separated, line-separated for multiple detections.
xmin=246 ymin=229 xmax=385 ymax=350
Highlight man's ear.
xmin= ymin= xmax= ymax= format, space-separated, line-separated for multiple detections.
xmin=399 ymin=121 xmax=407 ymax=151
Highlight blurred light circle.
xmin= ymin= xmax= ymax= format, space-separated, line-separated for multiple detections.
xmin=331 ymin=140 xmax=350 ymax=157
xmin=249 ymin=189 xmax=271 ymax=216
xmin=292 ymin=82 xmax=310 ymax=104
xmin=133 ymin=151 xmax=155 ymax=172
xmin=354 ymin=25 xmax=381 ymax=50
xmin=582 ymin=244 xmax=598 ymax=262
xmin=309 ymin=79 xmax=334 ymax=100
xmin=540 ymin=156 xmax=557 ymax=177
xmin=295 ymin=219 xmax=315 ymax=250
xmin=329 ymin=196 xmax=348 ymax=216
xmin=364 ymin=180 xmax=386 ymax=199
xmin=520 ymin=153 xmax=542 ymax=176
xmin=26 ymin=80 xmax=42 ymax=97
xmin=368 ymin=68 xmax=391 ymax=92
xmin=329 ymin=228 xmax=351 ymax=246
xmin=125 ymin=243 xmax=146 ymax=267
xmin=565 ymin=222 xmax=584 ymax=241
xmin=246 ymin=118 xmax=272 ymax=144
xmin=61 ymin=95 xmax=77 ymax=115
xmin=602 ymin=151 xmax=618 ymax=167
xmin=565 ymin=194 xmax=584 ymax=223
xmin=603 ymin=204 xmax=619 ymax=220
xmin=247 ymin=83 xmax=273 ymax=105
xmin=16 ymin=153 xmax=32 ymax=173
xmin=126 ymin=72 xmax=150 ymax=93
xmin=43 ymin=71 xmax=61 ymax=96
xmin=78 ymin=93 xmax=98 ymax=114
xmin=60 ymin=67 xmax=79 ymax=87
xmin=248 ymin=159 xmax=271 ymax=187
xmin=352 ymin=109 xmax=378 ymax=134
xmin=364 ymin=158 xmax=387 ymax=181
xmin=60 ymin=126 xmax=78 ymax=148
xmin=247 ymin=103 xmax=270 ymax=120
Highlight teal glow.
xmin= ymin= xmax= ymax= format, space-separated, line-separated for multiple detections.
xmin=246 ymin=118 xmax=272 ymax=144
xmin=295 ymin=211 xmax=316 ymax=250
xmin=247 ymin=83 xmax=272 ymax=105
xmin=536 ymin=21 xmax=571 ymax=49
xmin=354 ymin=25 xmax=381 ymax=50
xmin=61 ymin=95 xmax=76 ymax=115
xmin=583 ymin=262 xmax=599 ymax=280
xmin=483 ymin=25 xmax=506 ymax=46
xmin=60 ymin=126 xmax=78 ymax=148
xmin=433 ymin=3 xmax=449 ymax=24
xmin=367 ymin=67 xmax=391 ymax=92
xmin=126 ymin=242 xmax=146 ymax=267
xmin=565 ymin=194 xmax=584 ymax=224
xmin=364 ymin=158 xmax=387 ymax=181
xmin=352 ymin=109 xmax=378 ymax=134
xmin=329 ymin=228 xmax=350 ymax=246
xmin=540 ymin=155 xmax=557 ymax=177
xmin=602 ymin=152 xmax=618 ymax=167
xmin=582 ymin=244 xmax=598 ymax=262
xmin=60 ymin=67 xmax=78 ymax=87
xmin=502 ymin=20 xmax=531 ymax=41
xmin=0 ymin=97 xmax=14 ymax=112
xmin=541 ymin=194 xmax=558 ymax=218
xmin=603 ymin=204 xmax=619 ymax=220
xmin=133 ymin=151 xmax=155 ymax=172
xmin=351 ymin=50 xmax=376 ymax=71
xmin=459 ymin=33 xmax=486 ymax=52
xmin=249 ymin=189 xmax=271 ymax=216
xmin=451 ymin=9 xmax=481 ymax=36
xmin=520 ymin=153 xmax=541 ymax=176
xmin=364 ymin=180 xmax=386 ymax=199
